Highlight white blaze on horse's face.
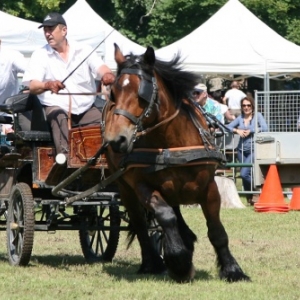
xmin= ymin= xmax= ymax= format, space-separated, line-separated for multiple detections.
xmin=122 ymin=78 xmax=130 ymax=87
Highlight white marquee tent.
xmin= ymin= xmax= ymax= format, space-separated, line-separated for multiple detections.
xmin=2 ymin=0 xmax=300 ymax=88
xmin=0 ymin=0 xmax=145 ymax=70
xmin=0 ymin=11 xmax=44 ymax=56
xmin=63 ymin=0 xmax=145 ymax=69
xmin=155 ymin=0 xmax=300 ymax=89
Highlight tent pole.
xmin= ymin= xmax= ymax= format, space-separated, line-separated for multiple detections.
xmin=264 ymin=73 xmax=270 ymax=92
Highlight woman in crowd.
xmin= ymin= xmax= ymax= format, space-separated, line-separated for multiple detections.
xmin=226 ymin=96 xmax=268 ymax=205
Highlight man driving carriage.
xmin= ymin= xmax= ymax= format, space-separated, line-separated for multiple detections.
xmin=22 ymin=12 xmax=115 ymax=156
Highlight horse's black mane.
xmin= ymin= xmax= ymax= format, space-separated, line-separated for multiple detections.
xmin=117 ymin=51 xmax=201 ymax=105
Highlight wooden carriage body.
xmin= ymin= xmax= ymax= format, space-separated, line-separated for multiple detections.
xmin=0 ymin=94 xmax=108 ymax=199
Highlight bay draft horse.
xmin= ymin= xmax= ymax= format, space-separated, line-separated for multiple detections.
xmin=102 ymin=43 xmax=250 ymax=283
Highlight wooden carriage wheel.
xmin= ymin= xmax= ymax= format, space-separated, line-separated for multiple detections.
xmin=6 ymin=183 xmax=35 ymax=266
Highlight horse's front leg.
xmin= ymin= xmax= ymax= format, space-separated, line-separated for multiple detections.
xmin=201 ymin=179 xmax=250 ymax=282
xmin=173 ymin=206 xmax=197 ymax=253
xmin=138 ymin=188 xmax=195 ymax=283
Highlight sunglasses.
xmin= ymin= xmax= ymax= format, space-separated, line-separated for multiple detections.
xmin=193 ymin=90 xmax=204 ymax=96
xmin=242 ymin=104 xmax=252 ymax=107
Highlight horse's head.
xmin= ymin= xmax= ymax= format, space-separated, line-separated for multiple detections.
xmin=104 ymin=44 xmax=159 ymax=153
xmin=104 ymin=44 xmax=201 ymax=154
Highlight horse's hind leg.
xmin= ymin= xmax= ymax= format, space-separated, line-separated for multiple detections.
xmin=119 ymin=186 xmax=166 ymax=274
xmin=201 ymin=180 xmax=250 ymax=282
xmin=149 ymin=192 xmax=195 ymax=283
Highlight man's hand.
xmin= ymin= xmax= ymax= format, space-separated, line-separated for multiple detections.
xmin=102 ymin=72 xmax=115 ymax=86
xmin=44 ymin=80 xmax=65 ymax=94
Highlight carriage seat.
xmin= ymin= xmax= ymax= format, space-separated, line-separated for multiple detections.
xmin=0 ymin=115 xmax=13 ymax=125
xmin=0 ymin=93 xmax=52 ymax=142
xmin=0 ymin=93 xmax=33 ymax=114
xmin=15 ymin=130 xmax=52 ymax=142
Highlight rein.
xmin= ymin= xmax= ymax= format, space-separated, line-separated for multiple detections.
xmin=58 ymin=92 xmax=106 ymax=96
xmin=59 ymin=88 xmax=108 ymax=129
xmin=136 ymin=109 xmax=179 ymax=137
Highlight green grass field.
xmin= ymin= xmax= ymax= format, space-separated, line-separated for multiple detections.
xmin=0 ymin=201 xmax=299 ymax=300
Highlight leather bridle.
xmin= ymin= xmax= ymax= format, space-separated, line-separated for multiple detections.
xmin=111 ymin=68 xmax=179 ymax=142
xmin=113 ymin=68 xmax=158 ymax=131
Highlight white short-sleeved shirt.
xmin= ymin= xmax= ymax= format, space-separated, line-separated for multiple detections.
xmin=225 ymin=89 xmax=246 ymax=109
xmin=218 ymin=102 xmax=229 ymax=124
xmin=22 ymin=40 xmax=104 ymax=115
xmin=0 ymin=48 xmax=26 ymax=103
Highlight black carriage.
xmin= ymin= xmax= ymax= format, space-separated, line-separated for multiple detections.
xmin=0 ymin=93 xmax=162 ymax=266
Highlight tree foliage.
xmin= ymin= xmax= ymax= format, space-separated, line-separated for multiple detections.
xmin=1 ymin=0 xmax=64 ymax=19
xmin=1 ymin=0 xmax=300 ymax=48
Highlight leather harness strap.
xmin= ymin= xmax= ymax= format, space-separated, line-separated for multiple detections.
xmin=119 ymin=145 xmax=226 ymax=172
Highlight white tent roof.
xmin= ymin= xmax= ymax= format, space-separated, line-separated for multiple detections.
xmin=0 ymin=11 xmax=45 ymax=57
xmin=155 ymin=0 xmax=300 ymax=76
xmin=0 ymin=0 xmax=145 ymax=70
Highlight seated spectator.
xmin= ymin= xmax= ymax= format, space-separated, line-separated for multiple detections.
xmin=226 ymin=96 xmax=268 ymax=205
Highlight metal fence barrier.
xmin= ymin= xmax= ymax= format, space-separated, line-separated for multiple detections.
xmin=216 ymin=90 xmax=300 ymax=198
xmin=216 ymin=132 xmax=256 ymax=197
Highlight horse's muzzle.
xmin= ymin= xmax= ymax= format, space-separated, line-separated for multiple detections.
xmin=106 ymin=135 xmax=133 ymax=154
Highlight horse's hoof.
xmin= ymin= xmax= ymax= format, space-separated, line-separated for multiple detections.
xmin=168 ymin=263 xmax=195 ymax=283
xmin=138 ymin=262 xmax=166 ymax=275
xmin=220 ymin=271 xmax=251 ymax=283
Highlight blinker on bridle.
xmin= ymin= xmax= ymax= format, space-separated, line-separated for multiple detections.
xmin=113 ymin=68 xmax=158 ymax=132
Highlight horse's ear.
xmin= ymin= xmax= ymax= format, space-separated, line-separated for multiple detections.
xmin=114 ymin=43 xmax=126 ymax=64
xmin=144 ymin=46 xmax=155 ymax=66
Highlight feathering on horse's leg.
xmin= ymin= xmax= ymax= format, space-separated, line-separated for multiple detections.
xmin=173 ymin=206 xmax=197 ymax=252
xmin=149 ymin=191 xmax=195 ymax=283
xmin=119 ymin=185 xmax=166 ymax=275
xmin=201 ymin=180 xmax=250 ymax=282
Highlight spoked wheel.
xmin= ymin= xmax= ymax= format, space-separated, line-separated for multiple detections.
xmin=0 ymin=200 xmax=8 ymax=219
xmin=6 ymin=183 xmax=35 ymax=266
xmin=79 ymin=203 xmax=120 ymax=263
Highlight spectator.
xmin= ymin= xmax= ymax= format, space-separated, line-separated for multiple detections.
xmin=22 ymin=12 xmax=115 ymax=156
xmin=226 ymin=96 xmax=268 ymax=205
xmin=0 ymin=38 xmax=27 ymax=134
xmin=223 ymin=81 xmax=246 ymax=117
xmin=192 ymin=83 xmax=222 ymax=122
xmin=212 ymin=90 xmax=235 ymax=124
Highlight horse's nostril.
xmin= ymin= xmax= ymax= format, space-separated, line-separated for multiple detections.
xmin=119 ymin=136 xmax=126 ymax=143
xmin=109 ymin=135 xmax=128 ymax=153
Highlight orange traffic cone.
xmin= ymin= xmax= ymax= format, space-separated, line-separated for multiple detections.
xmin=289 ymin=187 xmax=300 ymax=210
xmin=254 ymin=165 xmax=289 ymax=213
